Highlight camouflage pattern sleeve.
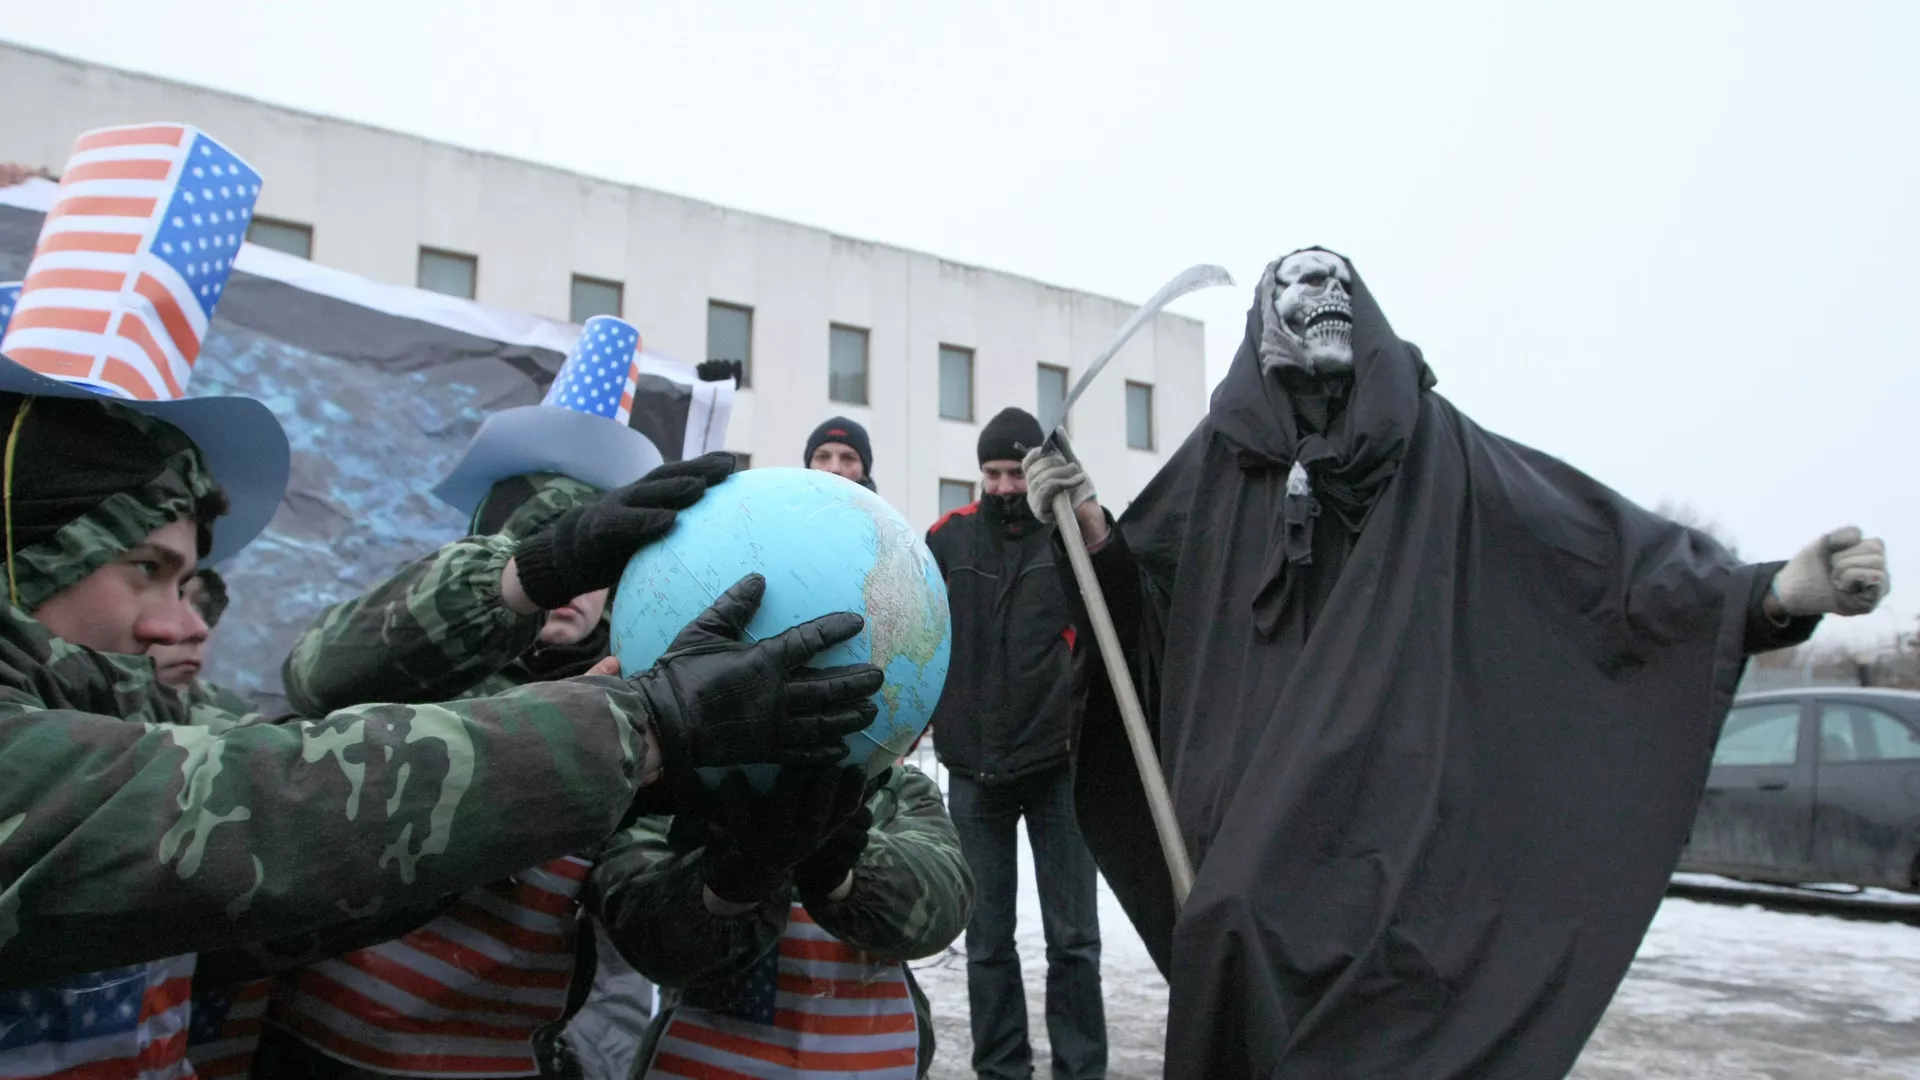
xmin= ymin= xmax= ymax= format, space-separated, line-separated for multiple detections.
xmin=804 ymin=765 xmax=975 ymax=960
xmin=280 ymin=534 xmax=543 ymax=714
xmin=179 ymin=679 xmax=266 ymax=734
xmin=588 ymin=812 xmax=788 ymax=989
xmin=184 ymin=680 xmax=257 ymax=715
xmin=0 ymin=634 xmax=649 ymax=990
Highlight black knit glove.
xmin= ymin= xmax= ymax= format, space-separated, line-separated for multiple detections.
xmin=630 ymin=574 xmax=882 ymax=787
xmin=513 ymin=452 xmax=736 ymax=610
xmin=792 ymin=776 xmax=875 ymax=898
xmin=694 ymin=766 xmax=866 ymax=904
xmin=696 ymin=359 xmax=742 ymax=385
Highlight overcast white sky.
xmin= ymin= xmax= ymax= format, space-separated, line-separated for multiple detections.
xmin=6 ymin=0 xmax=1915 ymax=647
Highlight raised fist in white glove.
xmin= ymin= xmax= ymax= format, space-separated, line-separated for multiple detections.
xmin=1770 ymin=527 xmax=1889 ymax=617
xmin=1023 ymin=445 xmax=1098 ymax=526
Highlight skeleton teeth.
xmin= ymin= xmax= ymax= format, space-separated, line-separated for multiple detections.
xmin=1303 ymin=300 xmax=1352 ymax=323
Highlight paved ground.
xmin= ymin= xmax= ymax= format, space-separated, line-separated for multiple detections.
xmin=911 ymin=827 xmax=1920 ymax=1080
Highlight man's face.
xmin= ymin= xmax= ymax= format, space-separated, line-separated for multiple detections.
xmin=35 ymin=518 xmax=207 ymax=657
xmin=540 ymin=588 xmax=609 ymax=647
xmin=980 ymin=460 xmax=1027 ymax=497
xmin=149 ymin=575 xmax=214 ymax=689
xmin=809 ymin=442 xmax=866 ymax=483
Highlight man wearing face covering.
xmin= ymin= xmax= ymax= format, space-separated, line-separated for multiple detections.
xmin=927 ymin=407 xmax=1106 ymax=1080
xmin=1022 ymin=248 xmax=1892 ymax=1079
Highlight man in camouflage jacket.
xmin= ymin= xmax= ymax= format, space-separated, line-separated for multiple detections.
xmin=600 ymin=763 xmax=974 ymax=1078
xmin=0 ymin=394 xmax=881 ymax=996
xmin=259 ymin=461 xmax=733 ymax=1080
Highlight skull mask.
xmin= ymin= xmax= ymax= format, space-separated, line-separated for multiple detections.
xmin=1265 ymin=250 xmax=1355 ymax=375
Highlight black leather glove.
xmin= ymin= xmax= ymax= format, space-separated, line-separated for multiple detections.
xmin=631 ymin=573 xmax=883 ymax=786
xmin=513 ymin=452 xmax=736 ymax=610
xmin=695 ymin=766 xmax=866 ymax=904
xmin=792 ymin=772 xmax=878 ymax=899
xmin=696 ymin=359 xmax=742 ymax=385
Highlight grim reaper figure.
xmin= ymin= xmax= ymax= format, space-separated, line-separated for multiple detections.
xmin=1022 ymin=248 xmax=1891 ymax=1078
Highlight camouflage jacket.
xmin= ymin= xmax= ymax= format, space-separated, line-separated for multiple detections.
xmin=179 ymin=678 xmax=262 ymax=733
xmin=282 ymin=533 xmax=546 ymax=714
xmin=281 ymin=474 xmax=601 ymax=713
xmin=0 ymin=595 xmax=651 ymax=990
xmin=593 ymin=764 xmax=973 ymax=991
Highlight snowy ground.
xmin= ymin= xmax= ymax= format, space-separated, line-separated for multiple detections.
xmin=906 ymin=756 xmax=1920 ymax=1078
xmin=1574 ymin=892 xmax=1920 ymax=1080
xmin=910 ymin=823 xmax=1168 ymax=1079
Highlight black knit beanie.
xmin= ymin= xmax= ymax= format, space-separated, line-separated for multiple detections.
xmin=803 ymin=417 xmax=876 ymax=490
xmin=0 ymin=392 xmax=226 ymax=610
xmin=977 ymin=407 xmax=1043 ymax=465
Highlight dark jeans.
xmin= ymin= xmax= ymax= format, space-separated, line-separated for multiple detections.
xmin=948 ymin=765 xmax=1106 ymax=1080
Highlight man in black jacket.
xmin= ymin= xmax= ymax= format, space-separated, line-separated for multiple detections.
xmin=925 ymin=407 xmax=1106 ymax=1080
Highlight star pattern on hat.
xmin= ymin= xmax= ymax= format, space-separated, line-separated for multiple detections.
xmin=541 ymin=315 xmax=642 ymax=425
xmin=152 ymin=134 xmax=262 ymax=319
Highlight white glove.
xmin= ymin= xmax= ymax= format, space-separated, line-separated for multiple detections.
xmin=1022 ymin=445 xmax=1097 ymax=526
xmin=1771 ymin=526 xmax=1889 ymax=617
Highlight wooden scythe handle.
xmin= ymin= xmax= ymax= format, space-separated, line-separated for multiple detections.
xmin=1051 ymin=490 xmax=1195 ymax=906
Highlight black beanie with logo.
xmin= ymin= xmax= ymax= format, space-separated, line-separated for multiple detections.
xmin=803 ymin=416 xmax=876 ymax=491
xmin=977 ymin=407 xmax=1043 ymax=465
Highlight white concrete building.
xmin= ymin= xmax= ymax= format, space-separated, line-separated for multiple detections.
xmin=0 ymin=42 xmax=1207 ymax=531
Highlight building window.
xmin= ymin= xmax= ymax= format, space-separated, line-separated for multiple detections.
xmin=247 ymin=217 xmax=312 ymax=260
xmin=418 ymin=247 xmax=477 ymax=299
xmin=708 ymin=302 xmax=753 ymax=388
xmin=1037 ymin=363 xmax=1069 ymax=433
xmin=829 ymin=324 xmax=869 ymax=406
xmin=939 ymin=345 xmax=974 ymax=422
xmin=570 ymin=275 xmax=623 ymax=322
xmin=1125 ymin=381 xmax=1154 ymax=450
xmin=939 ymin=479 xmax=975 ymax=516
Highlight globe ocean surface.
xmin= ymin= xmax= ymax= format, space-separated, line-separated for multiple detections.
xmin=610 ymin=467 xmax=952 ymax=786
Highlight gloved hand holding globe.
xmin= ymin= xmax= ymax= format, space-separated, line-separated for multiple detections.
xmin=611 ymin=467 xmax=953 ymax=791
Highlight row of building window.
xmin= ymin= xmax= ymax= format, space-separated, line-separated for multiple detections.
xmin=243 ymin=219 xmax=1156 ymax=450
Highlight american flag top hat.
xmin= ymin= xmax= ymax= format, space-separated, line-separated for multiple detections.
xmin=0 ymin=123 xmax=290 ymax=563
xmin=433 ymin=314 xmax=665 ymax=515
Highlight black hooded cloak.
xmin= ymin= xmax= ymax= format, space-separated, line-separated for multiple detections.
xmin=1065 ymin=251 xmax=1817 ymax=1078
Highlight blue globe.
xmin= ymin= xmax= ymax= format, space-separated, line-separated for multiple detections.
xmin=610 ymin=467 xmax=952 ymax=788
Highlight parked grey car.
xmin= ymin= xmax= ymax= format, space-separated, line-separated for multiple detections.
xmin=1679 ymin=688 xmax=1920 ymax=890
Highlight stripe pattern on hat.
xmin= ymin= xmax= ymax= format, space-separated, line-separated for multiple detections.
xmin=0 ymin=123 xmax=261 ymax=402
